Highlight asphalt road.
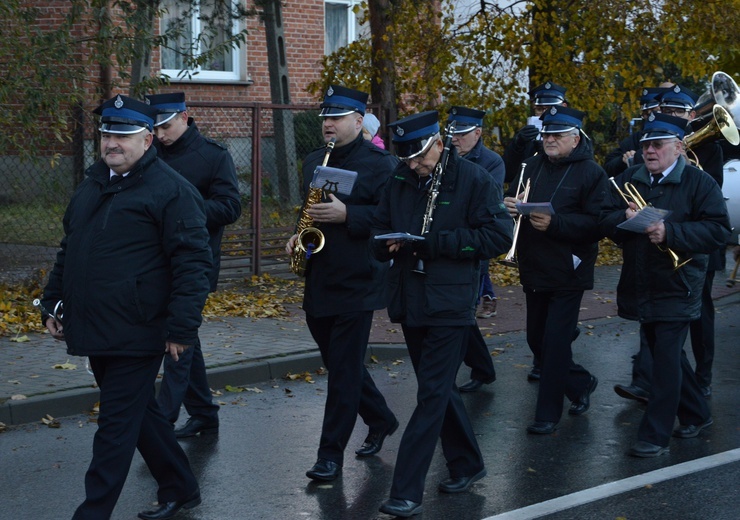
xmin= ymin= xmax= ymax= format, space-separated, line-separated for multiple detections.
xmin=1 ymin=296 xmax=738 ymax=520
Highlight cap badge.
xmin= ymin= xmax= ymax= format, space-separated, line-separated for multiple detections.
xmin=648 ymin=112 xmax=656 ymax=122
xmin=550 ymin=106 xmax=558 ymax=115
xmin=545 ymin=82 xmax=552 ymax=89
xmin=642 ymin=88 xmax=648 ymax=96
xmin=145 ymin=98 xmax=151 ymax=105
xmin=451 ymin=108 xmax=458 ymax=115
xmin=327 ymin=86 xmax=334 ymax=97
xmin=396 ymin=126 xmax=405 ymax=137
xmin=114 ymin=95 xmax=124 ymax=109
xmin=673 ymin=85 xmax=681 ymax=93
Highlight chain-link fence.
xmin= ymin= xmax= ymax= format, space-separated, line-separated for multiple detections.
xmin=0 ymin=102 xmax=341 ymax=284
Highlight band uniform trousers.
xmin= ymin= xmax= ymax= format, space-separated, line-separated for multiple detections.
xmin=462 ymin=260 xmax=496 ymax=383
xmin=306 ymin=311 xmax=396 ymax=466
xmin=158 ymin=337 xmax=220 ymax=423
xmin=463 ymin=324 xmax=496 ymax=383
xmin=526 ymin=290 xmax=593 ymax=423
xmin=73 ymin=355 xmax=198 ymax=519
xmin=631 ymin=270 xmax=716 ymax=393
xmin=638 ymin=321 xmax=710 ymax=447
xmin=391 ymin=325 xmax=484 ymax=503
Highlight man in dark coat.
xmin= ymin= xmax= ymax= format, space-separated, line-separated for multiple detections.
xmin=445 ymin=106 xmax=504 ymax=392
xmin=372 ymin=111 xmax=512 ymax=518
xmin=41 ymin=94 xmax=212 ymax=519
xmin=600 ymin=113 xmax=730 ymax=457
xmin=504 ymin=106 xmax=608 ymax=435
xmin=502 ymin=81 xmax=567 ymax=183
xmin=612 ymin=85 xmax=726 ymax=403
xmin=145 ymin=92 xmax=242 ymax=438
xmin=285 ymin=85 xmax=399 ymax=482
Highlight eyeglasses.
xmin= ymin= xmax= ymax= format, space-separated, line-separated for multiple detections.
xmin=641 ymin=139 xmax=675 ymax=151
xmin=660 ymin=107 xmax=689 ymax=117
xmin=402 ymin=139 xmax=438 ymax=164
xmin=542 ymin=132 xmax=574 ymax=141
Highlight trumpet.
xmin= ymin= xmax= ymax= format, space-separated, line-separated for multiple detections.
xmin=499 ymin=162 xmax=530 ymax=268
xmin=609 ymin=178 xmax=690 ymax=270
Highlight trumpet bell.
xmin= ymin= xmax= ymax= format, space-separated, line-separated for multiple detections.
xmin=685 ymin=105 xmax=740 ymax=151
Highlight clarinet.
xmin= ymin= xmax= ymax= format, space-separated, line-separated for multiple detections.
xmin=412 ymin=120 xmax=456 ymax=274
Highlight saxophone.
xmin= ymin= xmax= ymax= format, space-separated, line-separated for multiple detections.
xmin=289 ymin=138 xmax=336 ymax=277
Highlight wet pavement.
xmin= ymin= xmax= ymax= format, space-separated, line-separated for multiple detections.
xmin=0 ymin=261 xmax=738 ymax=519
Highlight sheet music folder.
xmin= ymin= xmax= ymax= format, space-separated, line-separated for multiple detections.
xmin=311 ymin=166 xmax=358 ymax=195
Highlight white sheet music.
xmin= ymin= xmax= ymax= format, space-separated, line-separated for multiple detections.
xmin=617 ymin=206 xmax=672 ymax=233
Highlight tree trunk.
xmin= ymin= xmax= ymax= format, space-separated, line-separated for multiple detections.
xmin=368 ymin=0 xmax=397 ymax=147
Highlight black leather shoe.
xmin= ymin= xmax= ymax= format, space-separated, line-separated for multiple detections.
xmin=628 ymin=441 xmax=669 ymax=458
xmin=613 ymin=384 xmax=650 ymax=404
xmin=459 ymin=379 xmax=484 ymax=393
xmin=355 ymin=418 xmax=399 ymax=457
xmin=138 ymin=489 xmax=201 ymax=519
xmin=379 ymin=498 xmax=423 ymax=517
xmin=438 ymin=468 xmax=487 ymax=493
xmin=174 ymin=417 xmax=219 ymax=439
xmin=569 ymin=375 xmax=598 ymax=416
xmin=673 ymin=417 xmax=713 ymax=438
xmin=527 ymin=367 xmax=541 ymax=381
xmin=526 ymin=421 xmax=557 ymax=434
xmin=306 ymin=458 xmax=341 ymax=481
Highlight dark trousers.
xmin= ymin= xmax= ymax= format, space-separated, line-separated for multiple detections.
xmin=638 ymin=321 xmax=710 ymax=447
xmin=464 ymin=261 xmax=496 ymax=382
xmin=158 ymin=337 xmax=219 ymax=423
xmin=390 ymin=325 xmax=484 ymax=503
xmin=689 ymin=270 xmax=715 ymax=387
xmin=73 ymin=355 xmax=198 ymax=520
xmin=632 ymin=271 xmax=716 ymax=391
xmin=526 ymin=290 xmax=593 ymax=423
xmin=462 ymin=324 xmax=497 ymax=383
xmin=307 ymin=311 xmax=395 ymax=466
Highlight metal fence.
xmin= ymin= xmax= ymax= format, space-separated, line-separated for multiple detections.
xmin=0 ymin=102 xmax=343 ymax=284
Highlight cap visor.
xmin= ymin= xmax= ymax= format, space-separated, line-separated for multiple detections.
xmin=397 ymin=135 xmax=437 ymax=160
xmin=319 ymin=107 xmax=357 ymax=117
xmin=640 ymin=132 xmax=679 ymax=142
xmin=154 ymin=112 xmax=180 ymax=126
xmin=99 ymin=122 xmax=149 ymax=135
xmin=450 ymin=125 xmax=477 ymax=134
xmin=540 ymin=124 xmax=576 ymax=134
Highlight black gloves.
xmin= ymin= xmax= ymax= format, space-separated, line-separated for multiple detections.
xmin=515 ymin=125 xmax=540 ymax=145
xmin=413 ymin=233 xmax=439 ymax=260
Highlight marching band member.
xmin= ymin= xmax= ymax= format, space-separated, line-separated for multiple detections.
xmin=600 ymin=113 xmax=730 ymax=456
xmin=504 ymin=106 xmax=609 ymax=435
xmin=372 ymin=111 xmax=512 ymax=517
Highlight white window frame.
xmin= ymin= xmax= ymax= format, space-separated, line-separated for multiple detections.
xmin=324 ymin=0 xmax=366 ymax=55
xmin=160 ymin=0 xmax=245 ymax=83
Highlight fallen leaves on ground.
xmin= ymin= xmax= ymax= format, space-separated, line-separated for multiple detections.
xmin=41 ymin=414 xmax=61 ymax=428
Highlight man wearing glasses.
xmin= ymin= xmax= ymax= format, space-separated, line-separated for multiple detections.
xmin=612 ymin=84 xmax=725 ymax=405
xmin=371 ymin=111 xmax=512 ymax=517
xmin=503 ymin=106 xmax=609 ymax=435
xmin=601 ymin=113 xmax=730 ymax=457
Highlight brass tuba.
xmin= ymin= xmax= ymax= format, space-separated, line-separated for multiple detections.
xmin=685 ymin=72 xmax=740 ymax=168
xmin=289 ymin=138 xmax=335 ymax=277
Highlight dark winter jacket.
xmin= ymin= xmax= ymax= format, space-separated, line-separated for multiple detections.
xmin=603 ymin=131 xmax=644 ymax=178
xmin=42 ymin=146 xmax=212 ymax=356
xmin=370 ymin=149 xmax=513 ymax=327
xmin=600 ymin=155 xmax=731 ymax=322
xmin=155 ymin=119 xmax=241 ymax=291
xmin=512 ymin=137 xmax=610 ymax=292
xmin=300 ymin=133 xmax=399 ymax=317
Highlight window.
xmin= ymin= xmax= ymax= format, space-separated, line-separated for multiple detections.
xmin=325 ymin=1 xmax=366 ymax=55
xmin=160 ymin=0 xmax=244 ymax=82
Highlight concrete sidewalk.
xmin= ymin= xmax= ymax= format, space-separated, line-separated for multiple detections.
xmin=2 ymin=262 xmax=738 ymax=426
